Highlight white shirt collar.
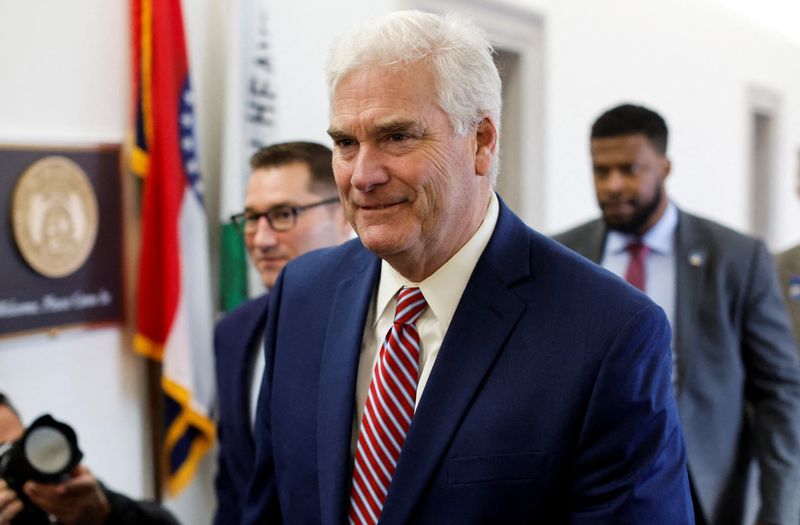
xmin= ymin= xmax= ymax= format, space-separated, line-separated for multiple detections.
xmin=373 ymin=192 xmax=500 ymax=329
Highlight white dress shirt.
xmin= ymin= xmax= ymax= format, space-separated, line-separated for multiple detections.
xmin=250 ymin=331 xmax=266 ymax=432
xmin=601 ymin=201 xmax=678 ymax=333
xmin=352 ymin=193 xmax=499 ymax=453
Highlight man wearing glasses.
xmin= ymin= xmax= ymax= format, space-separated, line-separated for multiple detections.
xmin=212 ymin=141 xmax=351 ymax=524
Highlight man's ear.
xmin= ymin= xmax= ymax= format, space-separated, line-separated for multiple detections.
xmin=474 ymin=116 xmax=498 ymax=177
xmin=661 ymin=156 xmax=672 ymax=182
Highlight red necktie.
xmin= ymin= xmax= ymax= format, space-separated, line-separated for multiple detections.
xmin=625 ymin=241 xmax=650 ymax=292
xmin=349 ymin=287 xmax=428 ymax=525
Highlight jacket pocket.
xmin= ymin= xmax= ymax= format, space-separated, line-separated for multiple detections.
xmin=447 ymin=452 xmax=547 ymax=485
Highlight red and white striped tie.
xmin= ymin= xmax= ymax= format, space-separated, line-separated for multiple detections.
xmin=348 ymin=287 xmax=428 ymax=525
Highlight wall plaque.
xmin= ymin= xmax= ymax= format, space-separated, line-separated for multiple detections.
xmin=0 ymin=145 xmax=123 ymax=336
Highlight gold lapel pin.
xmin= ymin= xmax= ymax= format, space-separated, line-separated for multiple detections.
xmin=688 ymin=250 xmax=704 ymax=267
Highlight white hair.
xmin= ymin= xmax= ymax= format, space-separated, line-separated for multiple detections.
xmin=326 ymin=10 xmax=502 ymax=184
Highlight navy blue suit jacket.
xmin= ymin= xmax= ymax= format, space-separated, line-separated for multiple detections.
xmin=243 ymin=200 xmax=694 ymax=524
xmin=213 ymin=293 xmax=270 ymax=525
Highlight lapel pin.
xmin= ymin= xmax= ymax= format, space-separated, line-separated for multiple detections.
xmin=688 ymin=250 xmax=704 ymax=267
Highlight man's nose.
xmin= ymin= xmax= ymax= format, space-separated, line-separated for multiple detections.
xmin=351 ymin=144 xmax=390 ymax=192
xmin=253 ymin=216 xmax=279 ymax=248
xmin=600 ymin=170 xmax=626 ymax=194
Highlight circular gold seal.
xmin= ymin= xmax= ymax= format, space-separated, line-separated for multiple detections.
xmin=12 ymin=156 xmax=99 ymax=278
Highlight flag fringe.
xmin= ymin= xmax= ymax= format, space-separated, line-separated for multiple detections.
xmin=133 ymin=332 xmax=164 ymax=361
xmin=127 ymin=132 xmax=149 ymax=177
xmin=161 ymin=377 xmax=216 ymax=496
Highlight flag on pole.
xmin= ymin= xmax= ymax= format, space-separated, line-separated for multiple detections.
xmin=130 ymin=0 xmax=216 ymax=496
xmin=219 ymin=0 xmax=278 ymax=311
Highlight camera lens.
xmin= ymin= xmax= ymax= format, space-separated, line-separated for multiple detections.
xmin=24 ymin=426 xmax=72 ymax=474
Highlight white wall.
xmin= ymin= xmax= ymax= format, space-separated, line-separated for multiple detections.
xmin=0 ymin=327 xmax=149 ymax=494
xmin=0 ymin=0 xmax=152 ymax=501
xmin=513 ymin=0 xmax=800 ymax=248
xmin=0 ymin=1 xmax=129 ymax=144
xmin=0 ymin=0 xmax=798 ymax=523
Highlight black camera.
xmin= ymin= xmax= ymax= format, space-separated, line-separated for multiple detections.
xmin=0 ymin=414 xmax=83 ymax=524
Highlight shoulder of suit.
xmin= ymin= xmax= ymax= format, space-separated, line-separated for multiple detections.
xmin=678 ymin=210 xmax=764 ymax=254
xmin=538 ymin=231 xmax=662 ymax=328
xmin=281 ymin=237 xmax=373 ymax=282
xmin=215 ymin=293 xmax=270 ymax=333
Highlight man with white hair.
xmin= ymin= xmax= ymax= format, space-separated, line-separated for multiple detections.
xmin=242 ymin=11 xmax=693 ymax=524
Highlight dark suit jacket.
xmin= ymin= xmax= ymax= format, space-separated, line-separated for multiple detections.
xmin=213 ymin=294 xmax=270 ymax=525
xmin=555 ymin=210 xmax=800 ymax=525
xmin=242 ymin=200 xmax=693 ymax=524
xmin=776 ymin=244 xmax=800 ymax=348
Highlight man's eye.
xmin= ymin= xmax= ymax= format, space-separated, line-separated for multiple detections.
xmin=388 ymin=133 xmax=407 ymax=142
xmin=244 ymin=214 xmax=260 ymax=224
xmin=335 ymin=138 xmax=355 ymax=148
xmin=270 ymin=208 xmax=294 ymax=221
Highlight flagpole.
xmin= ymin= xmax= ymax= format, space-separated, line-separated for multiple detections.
xmin=145 ymin=358 xmax=165 ymax=500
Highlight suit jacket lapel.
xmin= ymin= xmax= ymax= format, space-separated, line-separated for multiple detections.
xmin=317 ymin=249 xmax=380 ymax=525
xmin=379 ymin=201 xmax=529 ymax=525
xmin=674 ymin=211 xmax=706 ymax=395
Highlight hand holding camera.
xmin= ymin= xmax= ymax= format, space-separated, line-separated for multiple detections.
xmin=0 ymin=480 xmax=25 ymax=525
xmin=0 ymin=414 xmax=110 ymax=525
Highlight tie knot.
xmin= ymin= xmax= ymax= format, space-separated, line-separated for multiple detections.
xmin=394 ymin=287 xmax=427 ymax=325
xmin=627 ymin=240 xmax=650 ymax=258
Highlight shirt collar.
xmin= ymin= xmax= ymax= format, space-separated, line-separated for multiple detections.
xmin=606 ymin=201 xmax=678 ymax=255
xmin=374 ymin=192 xmax=500 ymax=328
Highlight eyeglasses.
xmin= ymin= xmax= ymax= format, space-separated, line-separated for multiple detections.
xmin=230 ymin=196 xmax=340 ymax=233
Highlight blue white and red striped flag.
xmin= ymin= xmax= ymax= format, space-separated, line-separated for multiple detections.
xmin=130 ymin=0 xmax=216 ymax=496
